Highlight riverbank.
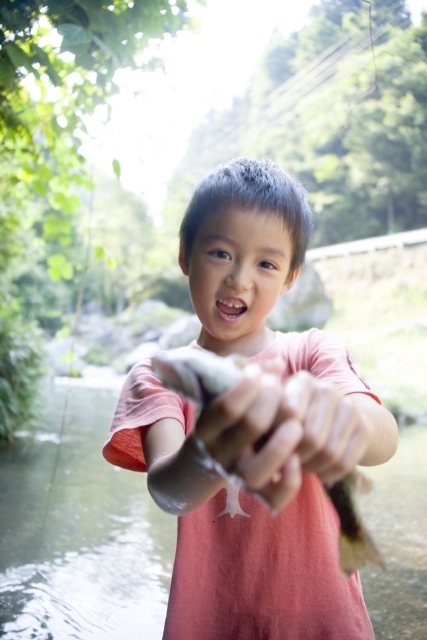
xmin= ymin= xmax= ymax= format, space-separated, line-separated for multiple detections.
xmin=48 ymin=242 xmax=427 ymax=425
xmin=314 ymin=243 xmax=427 ymax=425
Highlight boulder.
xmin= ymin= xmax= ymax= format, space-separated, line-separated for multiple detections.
xmin=134 ymin=299 xmax=167 ymax=316
xmin=158 ymin=315 xmax=202 ymax=350
xmin=267 ymin=262 xmax=333 ymax=331
xmin=81 ymin=300 xmax=105 ymax=315
xmin=75 ymin=310 xmax=115 ymax=344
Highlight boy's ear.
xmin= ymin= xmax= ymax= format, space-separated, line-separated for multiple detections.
xmin=178 ymin=238 xmax=190 ymax=276
xmin=280 ymin=265 xmax=301 ymax=295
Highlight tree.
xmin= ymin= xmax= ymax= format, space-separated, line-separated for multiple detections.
xmin=0 ymin=0 xmax=201 ymax=440
xmin=159 ymin=0 xmax=426 ymax=253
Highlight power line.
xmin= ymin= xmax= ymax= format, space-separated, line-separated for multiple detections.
xmin=178 ymin=0 xmax=407 ymax=175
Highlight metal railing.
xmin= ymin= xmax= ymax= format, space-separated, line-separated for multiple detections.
xmin=306 ymin=228 xmax=427 ymax=262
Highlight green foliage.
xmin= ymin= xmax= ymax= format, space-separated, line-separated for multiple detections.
xmin=0 ymin=310 xmax=44 ymax=442
xmin=160 ymin=1 xmax=427 ymax=260
xmin=0 ymin=0 xmax=197 ymax=441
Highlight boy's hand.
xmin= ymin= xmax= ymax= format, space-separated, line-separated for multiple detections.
xmin=194 ymin=363 xmax=304 ymax=512
xmin=283 ymin=371 xmax=371 ymax=486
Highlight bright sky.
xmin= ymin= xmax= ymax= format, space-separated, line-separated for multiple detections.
xmin=79 ymin=0 xmax=426 ymax=217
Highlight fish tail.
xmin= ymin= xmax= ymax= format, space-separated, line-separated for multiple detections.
xmin=339 ymin=526 xmax=385 ymax=577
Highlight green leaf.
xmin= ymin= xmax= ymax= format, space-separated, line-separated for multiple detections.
xmin=30 ymin=44 xmax=62 ymax=86
xmin=56 ymin=327 xmax=71 ymax=339
xmin=47 ymin=254 xmax=74 ymax=281
xmin=37 ymin=165 xmax=53 ymax=181
xmin=50 ymin=192 xmax=80 ymax=213
xmin=95 ymin=246 xmax=106 ymax=260
xmin=48 ymin=254 xmax=67 ymax=269
xmin=57 ymin=24 xmax=93 ymax=45
xmin=51 ymin=192 xmax=67 ymax=209
xmin=61 ymin=350 xmax=77 ymax=363
xmin=16 ymin=166 xmax=34 ymax=182
xmin=0 ymin=59 xmax=16 ymax=89
xmin=33 ymin=180 xmax=47 ymax=196
xmin=4 ymin=43 xmax=33 ymax=72
xmin=62 ymin=195 xmax=80 ymax=213
xmin=61 ymin=262 xmax=73 ymax=280
xmin=43 ymin=310 xmax=61 ymax=318
xmin=112 ymin=158 xmax=121 ymax=179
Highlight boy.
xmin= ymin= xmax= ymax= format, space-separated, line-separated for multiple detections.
xmin=103 ymin=158 xmax=398 ymax=639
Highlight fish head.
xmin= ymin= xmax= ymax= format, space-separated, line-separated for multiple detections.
xmin=152 ymin=350 xmax=205 ymax=404
xmin=152 ymin=349 xmax=245 ymax=404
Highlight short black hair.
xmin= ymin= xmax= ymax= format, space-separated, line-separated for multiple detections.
xmin=179 ymin=157 xmax=314 ymax=279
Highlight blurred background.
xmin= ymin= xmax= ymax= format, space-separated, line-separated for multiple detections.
xmin=1 ymin=1 xmax=426 ymax=638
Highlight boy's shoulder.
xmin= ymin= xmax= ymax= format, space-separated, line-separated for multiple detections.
xmin=267 ymin=328 xmax=353 ymax=376
xmin=267 ymin=327 xmax=341 ymax=356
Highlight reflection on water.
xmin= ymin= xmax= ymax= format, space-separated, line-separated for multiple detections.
xmin=0 ymin=383 xmax=177 ymax=640
xmin=0 ymin=383 xmax=426 ymax=639
xmin=359 ymin=425 xmax=427 ymax=640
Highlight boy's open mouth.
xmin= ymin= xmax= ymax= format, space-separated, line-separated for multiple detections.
xmin=216 ymin=297 xmax=247 ymax=317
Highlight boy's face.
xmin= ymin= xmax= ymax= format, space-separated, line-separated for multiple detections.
xmin=179 ymin=207 xmax=300 ymax=355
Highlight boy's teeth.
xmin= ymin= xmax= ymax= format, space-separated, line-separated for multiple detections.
xmin=218 ymin=298 xmax=245 ymax=309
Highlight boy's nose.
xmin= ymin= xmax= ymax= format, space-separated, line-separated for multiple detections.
xmin=225 ymin=265 xmax=252 ymax=291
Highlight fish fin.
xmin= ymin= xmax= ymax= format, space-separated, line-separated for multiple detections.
xmin=354 ymin=469 xmax=374 ymax=496
xmin=339 ymin=527 xmax=385 ymax=577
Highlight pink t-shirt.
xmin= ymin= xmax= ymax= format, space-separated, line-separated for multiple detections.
xmin=103 ymin=329 xmax=379 ymax=640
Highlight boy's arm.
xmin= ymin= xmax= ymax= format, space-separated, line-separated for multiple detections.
xmin=144 ymin=369 xmax=398 ymax=516
xmin=144 ymin=367 xmax=303 ymax=516
xmin=143 ymin=418 xmax=228 ymax=515
xmin=346 ymin=392 xmax=398 ymax=466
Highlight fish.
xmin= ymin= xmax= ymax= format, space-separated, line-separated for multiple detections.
xmin=152 ymin=347 xmax=384 ymax=577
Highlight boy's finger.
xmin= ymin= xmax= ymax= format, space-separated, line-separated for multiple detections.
xmin=196 ymin=370 xmax=283 ymax=466
xmin=317 ymin=427 xmax=369 ymax=486
xmin=302 ymin=399 xmax=359 ymax=475
xmin=282 ymin=370 xmax=314 ymax=421
xmin=236 ymin=419 xmax=303 ymax=490
xmin=213 ymin=376 xmax=285 ymax=468
xmin=255 ymin=454 xmax=302 ymax=514
xmin=296 ymin=382 xmax=341 ymax=465
xmin=195 ymin=364 xmax=264 ymax=441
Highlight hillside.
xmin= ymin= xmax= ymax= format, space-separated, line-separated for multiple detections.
xmin=314 ymin=243 xmax=427 ymax=421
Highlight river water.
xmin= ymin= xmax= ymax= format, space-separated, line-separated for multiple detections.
xmin=0 ymin=383 xmax=426 ymax=639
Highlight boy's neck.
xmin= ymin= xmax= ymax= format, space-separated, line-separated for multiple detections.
xmin=196 ymin=326 xmax=277 ymax=358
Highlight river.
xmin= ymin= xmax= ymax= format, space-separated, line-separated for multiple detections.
xmin=0 ymin=383 xmax=426 ymax=639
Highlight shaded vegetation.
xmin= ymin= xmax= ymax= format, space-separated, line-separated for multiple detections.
xmin=0 ymin=0 xmax=199 ymax=440
xmin=0 ymin=311 xmax=44 ymax=442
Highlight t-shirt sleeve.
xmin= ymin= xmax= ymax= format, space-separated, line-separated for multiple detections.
xmin=288 ymin=328 xmax=381 ymax=404
xmin=102 ymin=358 xmax=186 ymax=472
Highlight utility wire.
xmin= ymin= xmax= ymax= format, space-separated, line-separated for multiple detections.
xmin=182 ymin=0 xmax=406 ymax=173
xmin=209 ymin=11 xmax=403 ymax=160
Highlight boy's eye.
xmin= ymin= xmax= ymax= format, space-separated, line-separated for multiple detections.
xmin=259 ymin=261 xmax=277 ymax=270
xmin=209 ymin=250 xmax=230 ymax=260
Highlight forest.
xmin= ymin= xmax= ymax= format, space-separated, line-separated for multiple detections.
xmin=1 ymin=0 xmax=427 ymax=440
